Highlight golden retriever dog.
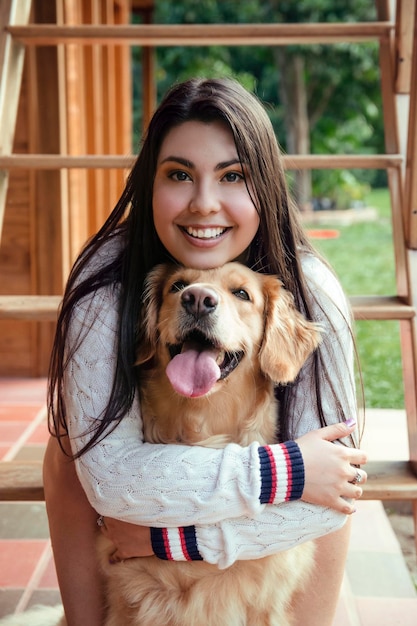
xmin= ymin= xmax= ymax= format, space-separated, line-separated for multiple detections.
xmin=98 ymin=262 xmax=321 ymax=626
xmin=0 ymin=262 xmax=320 ymax=626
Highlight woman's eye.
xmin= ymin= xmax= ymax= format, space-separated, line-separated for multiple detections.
xmin=232 ymin=288 xmax=250 ymax=301
xmin=170 ymin=170 xmax=191 ymax=182
xmin=223 ymin=171 xmax=244 ymax=183
xmin=170 ymin=280 xmax=188 ymax=293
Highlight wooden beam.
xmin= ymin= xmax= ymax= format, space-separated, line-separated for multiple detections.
xmin=0 ymin=295 xmax=61 ymax=320
xmin=3 ymin=458 xmax=417 ymax=503
xmin=0 ymin=153 xmax=404 ymax=170
xmin=0 ymin=461 xmax=44 ymax=501
xmin=350 ymin=295 xmax=415 ymax=320
xmin=376 ymin=3 xmax=410 ymax=297
xmin=30 ymin=0 xmax=67 ymax=375
xmin=395 ymin=0 xmax=415 ymax=94
xmin=405 ymin=1 xmax=417 ymax=248
xmin=7 ymin=22 xmax=395 ymax=47
xmin=60 ymin=0 xmax=90 ymax=265
xmin=377 ymin=6 xmax=400 ymax=155
xmin=401 ymin=305 xmax=417 ymax=464
xmin=282 ymin=154 xmax=403 ymax=170
xmin=0 ymin=0 xmax=32 ymax=244
xmin=0 ymin=294 xmax=413 ymax=322
xmin=362 ymin=460 xmax=417 ymax=499
xmin=82 ymin=0 xmax=106 ymax=237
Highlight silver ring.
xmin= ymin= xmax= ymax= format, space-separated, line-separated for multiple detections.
xmin=351 ymin=471 xmax=362 ymax=485
xmin=97 ymin=515 xmax=105 ymax=527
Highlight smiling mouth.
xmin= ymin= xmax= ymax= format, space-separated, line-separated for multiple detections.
xmin=182 ymin=226 xmax=229 ymax=240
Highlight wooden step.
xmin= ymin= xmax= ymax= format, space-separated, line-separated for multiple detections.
xmin=0 ymin=295 xmax=61 ymax=321
xmin=7 ymin=22 xmax=395 ymax=47
xmin=0 ymin=295 xmax=414 ymax=322
xmin=0 ymin=461 xmax=44 ymax=501
xmin=0 ymin=154 xmax=134 ymax=169
xmin=0 ymin=459 xmax=416 ymax=503
xmin=0 ymin=154 xmax=404 ymax=171
xmin=363 ymin=460 xmax=417 ymax=500
xmin=350 ymin=296 xmax=416 ymax=320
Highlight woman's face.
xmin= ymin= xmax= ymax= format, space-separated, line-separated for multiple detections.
xmin=152 ymin=120 xmax=260 ymax=269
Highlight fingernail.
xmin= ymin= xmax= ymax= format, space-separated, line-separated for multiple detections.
xmin=345 ymin=417 xmax=356 ymax=428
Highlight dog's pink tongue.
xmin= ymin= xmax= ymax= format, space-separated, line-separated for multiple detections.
xmin=166 ymin=349 xmax=220 ymax=398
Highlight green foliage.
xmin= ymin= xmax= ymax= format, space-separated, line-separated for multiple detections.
xmin=132 ymin=3 xmax=401 ymax=406
xmin=133 ymin=0 xmax=398 ymax=408
xmin=306 ymin=188 xmax=404 ymax=408
xmin=312 ymin=170 xmax=371 ymax=209
xmin=132 ymin=0 xmax=386 ymax=191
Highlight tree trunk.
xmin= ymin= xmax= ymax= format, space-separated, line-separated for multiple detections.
xmin=274 ymin=49 xmax=312 ymax=210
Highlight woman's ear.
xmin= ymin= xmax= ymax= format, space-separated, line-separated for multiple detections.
xmin=258 ymin=277 xmax=322 ymax=383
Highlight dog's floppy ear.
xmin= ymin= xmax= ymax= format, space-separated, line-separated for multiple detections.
xmin=135 ymin=264 xmax=168 ymax=366
xmin=258 ymin=277 xmax=322 ymax=384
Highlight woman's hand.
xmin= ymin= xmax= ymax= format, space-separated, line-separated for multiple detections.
xmin=99 ymin=517 xmax=154 ymax=563
xmin=296 ymin=420 xmax=368 ymax=515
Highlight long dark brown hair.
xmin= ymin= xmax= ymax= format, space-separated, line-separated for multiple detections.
xmin=48 ymin=77 xmax=357 ymax=457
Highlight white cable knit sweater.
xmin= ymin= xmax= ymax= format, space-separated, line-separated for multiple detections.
xmin=64 ymin=238 xmax=356 ymax=568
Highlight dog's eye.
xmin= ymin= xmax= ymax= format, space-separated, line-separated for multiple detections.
xmin=232 ymin=288 xmax=251 ymax=301
xmin=170 ymin=280 xmax=188 ymax=293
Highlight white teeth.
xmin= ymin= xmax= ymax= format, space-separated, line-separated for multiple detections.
xmin=185 ymin=226 xmax=226 ymax=239
xmin=216 ymin=351 xmax=225 ymax=365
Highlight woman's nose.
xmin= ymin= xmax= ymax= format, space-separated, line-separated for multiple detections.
xmin=189 ymin=182 xmax=221 ymax=215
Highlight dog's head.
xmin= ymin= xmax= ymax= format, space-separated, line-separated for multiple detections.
xmin=136 ymin=263 xmax=321 ymax=398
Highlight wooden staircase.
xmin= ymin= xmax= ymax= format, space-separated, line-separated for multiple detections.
xmin=0 ymin=0 xmax=417 ymax=553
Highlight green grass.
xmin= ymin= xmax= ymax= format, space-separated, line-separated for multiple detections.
xmin=305 ymin=188 xmax=405 ymax=408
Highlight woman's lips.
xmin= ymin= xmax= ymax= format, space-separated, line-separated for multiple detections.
xmin=182 ymin=226 xmax=229 ymax=240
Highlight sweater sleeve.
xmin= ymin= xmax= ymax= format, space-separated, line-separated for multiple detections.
xmin=151 ymin=502 xmax=347 ymax=569
xmin=66 ymin=285 xmax=304 ymax=526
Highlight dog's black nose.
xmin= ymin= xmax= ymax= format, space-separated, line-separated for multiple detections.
xmin=181 ymin=286 xmax=219 ymax=317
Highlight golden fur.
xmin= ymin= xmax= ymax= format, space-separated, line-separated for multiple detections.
xmin=97 ymin=262 xmax=322 ymax=626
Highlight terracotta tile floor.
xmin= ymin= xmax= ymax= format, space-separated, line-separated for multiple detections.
xmin=0 ymin=378 xmax=416 ymax=624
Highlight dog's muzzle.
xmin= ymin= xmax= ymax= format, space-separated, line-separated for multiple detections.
xmin=166 ymin=329 xmax=244 ymax=398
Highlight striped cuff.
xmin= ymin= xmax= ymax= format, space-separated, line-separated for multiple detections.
xmin=258 ymin=441 xmax=304 ymax=504
xmin=151 ymin=526 xmax=203 ymax=561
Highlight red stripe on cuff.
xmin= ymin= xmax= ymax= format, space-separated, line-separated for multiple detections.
xmin=179 ymin=527 xmax=192 ymax=561
xmin=162 ymin=528 xmax=173 ymax=560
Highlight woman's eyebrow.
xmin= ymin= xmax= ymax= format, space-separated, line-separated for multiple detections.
xmin=159 ymin=156 xmax=193 ymax=168
xmin=158 ymin=156 xmax=242 ymax=170
xmin=215 ymin=159 xmax=242 ymax=170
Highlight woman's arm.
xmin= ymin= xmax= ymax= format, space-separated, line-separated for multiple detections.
xmin=98 ymin=418 xmax=365 ymax=566
xmin=141 ymin=420 xmax=365 ymax=568
xmin=291 ymin=520 xmax=352 ymax=626
xmin=43 ymin=436 xmax=105 ymax=626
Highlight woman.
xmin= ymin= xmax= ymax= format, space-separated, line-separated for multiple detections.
xmin=44 ymin=77 xmax=367 ymax=625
